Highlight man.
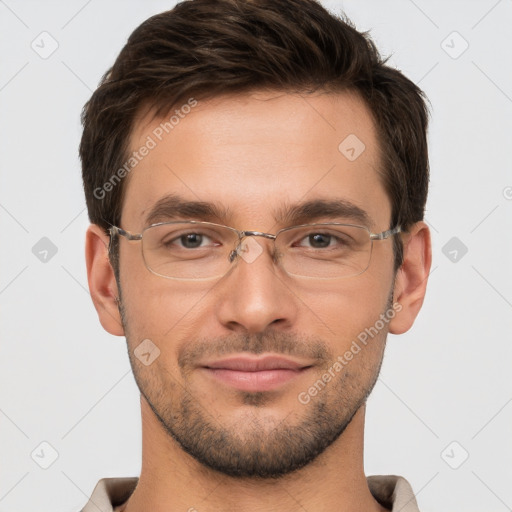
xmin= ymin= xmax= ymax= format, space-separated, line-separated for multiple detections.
xmin=80 ymin=0 xmax=431 ymax=510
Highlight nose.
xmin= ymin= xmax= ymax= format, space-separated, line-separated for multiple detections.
xmin=214 ymin=236 xmax=298 ymax=334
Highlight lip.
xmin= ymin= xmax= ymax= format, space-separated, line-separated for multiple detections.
xmin=200 ymin=354 xmax=313 ymax=392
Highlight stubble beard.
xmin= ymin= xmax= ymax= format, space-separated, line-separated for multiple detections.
xmin=118 ymin=289 xmax=392 ymax=479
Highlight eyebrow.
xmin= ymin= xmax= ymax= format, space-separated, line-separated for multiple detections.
xmin=143 ymin=194 xmax=373 ymax=229
xmin=143 ymin=194 xmax=230 ymax=226
xmin=275 ymin=198 xmax=373 ymax=229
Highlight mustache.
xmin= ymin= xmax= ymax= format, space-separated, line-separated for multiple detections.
xmin=178 ymin=330 xmax=332 ymax=369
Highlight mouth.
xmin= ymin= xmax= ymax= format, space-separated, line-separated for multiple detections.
xmin=199 ymin=354 xmax=314 ymax=392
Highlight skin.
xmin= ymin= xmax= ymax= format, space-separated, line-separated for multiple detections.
xmin=86 ymin=90 xmax=431 ymax=512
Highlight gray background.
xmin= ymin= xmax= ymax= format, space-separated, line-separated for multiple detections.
xmin=1 ymin=1 xmax=511 ymax=511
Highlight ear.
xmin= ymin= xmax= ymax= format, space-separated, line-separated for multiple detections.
xmin=85 ymin=224 xmax=125 ymax=336
xmin=388 ymin=221 xmax=432 ymax=335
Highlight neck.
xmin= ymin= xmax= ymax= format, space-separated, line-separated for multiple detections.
xmin=121 ymin=398 xmax=388 ymax=512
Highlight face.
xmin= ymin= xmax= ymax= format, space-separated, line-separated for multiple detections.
xmin=117 ymin=90 xmax=397 ymax=477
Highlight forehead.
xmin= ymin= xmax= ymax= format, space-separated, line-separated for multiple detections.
xmin=121 ymin=90 xmax=390 ymax=231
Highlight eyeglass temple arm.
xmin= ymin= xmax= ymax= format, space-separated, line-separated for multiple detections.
xmin=370 ymin=225 xmax=401 ymax=240
xmin=109 ymin=226 xmax=142 ymax=241
xmin=108 ymin=226 xmax=142 ymax=255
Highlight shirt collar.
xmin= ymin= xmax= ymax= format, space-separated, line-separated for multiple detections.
xmin=81 ymin=474 xmax=420 ymax=512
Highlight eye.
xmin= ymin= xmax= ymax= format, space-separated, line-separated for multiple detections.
xmin=164 ymin=232 xmax=216 ymax=249
xmin=303 ymin=233 xmax=334 ymax=248
xmin=178 ymin=233 xmax=208 ymax=249
xmin=295 ymin=231 xmax=349 ymax=249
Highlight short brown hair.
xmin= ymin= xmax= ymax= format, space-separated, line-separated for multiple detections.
xmin=80 ymin=0 xmax=429 ymax=274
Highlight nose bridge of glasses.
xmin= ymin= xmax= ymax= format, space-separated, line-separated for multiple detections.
xmin=240 ymin=230 xmax=277 ymax=241
xmin=228 ymin=230 xmax=278 ymax=263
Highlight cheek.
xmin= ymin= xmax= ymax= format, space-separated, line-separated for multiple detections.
xmin=307 ymin=285 xmax=391 ymax=392
xmin=294 ymin=273 xmax=392 ymax=351
xmin=119 ymin=253 xmax=218 ymax=358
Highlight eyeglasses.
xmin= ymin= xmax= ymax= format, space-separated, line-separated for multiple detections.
xmin=109 ymin=220 xmax=401 ymax=281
